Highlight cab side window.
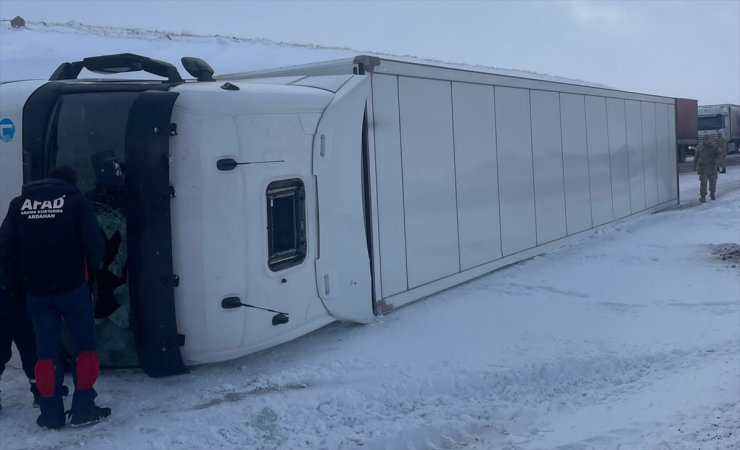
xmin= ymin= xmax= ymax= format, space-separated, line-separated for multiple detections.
xmin=266 ymin=179 xmax=306 ymax=271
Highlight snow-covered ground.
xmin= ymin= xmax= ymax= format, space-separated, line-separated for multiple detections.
xmin=1 ymin=19 xmax=739 ymax=450
xmin=2 ymin=172 xmax=738 ymax=449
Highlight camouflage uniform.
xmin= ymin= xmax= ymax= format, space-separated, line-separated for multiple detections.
xmin=693 ymin=139 xmax=720 ymax=201
xmin=716 ymin=133 xmax=727 ymax=173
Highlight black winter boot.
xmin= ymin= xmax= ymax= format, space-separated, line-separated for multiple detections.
xmin=710 ymin=192 xmax=716 ymax=200
xmin=68 ymin=388 xmax=111 ymax=427
xmin=68 ymin=404 xmax=111 ymax=427
xmin=36 ymin=396 xmax=66 ymax=429
xmin=37 ymin=414 xmax=65 ymax=430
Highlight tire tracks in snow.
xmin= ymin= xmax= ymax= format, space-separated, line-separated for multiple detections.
xmin=143 ymin=338 xmax=739 ymax=449
xmin=277 ymin=339 xmax=739 ymax=449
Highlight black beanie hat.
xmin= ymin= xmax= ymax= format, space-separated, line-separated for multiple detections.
xmin=48 ymin=166 xmax=78 ymax=185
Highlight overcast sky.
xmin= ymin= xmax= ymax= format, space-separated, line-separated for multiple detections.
xmin=1 ymin=0 xmax=738 ymax=105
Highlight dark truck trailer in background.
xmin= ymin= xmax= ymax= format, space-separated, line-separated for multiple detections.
xmin=675 ymin=98 xmax=698 ymax=162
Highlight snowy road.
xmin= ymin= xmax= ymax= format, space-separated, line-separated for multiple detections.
xmin=2 ymin=171 xmax=738 ymax=449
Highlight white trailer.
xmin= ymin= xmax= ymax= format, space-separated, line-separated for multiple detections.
xmin=0 ymin=54 xmax=679 ymax=377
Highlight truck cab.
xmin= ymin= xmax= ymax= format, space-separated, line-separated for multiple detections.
xmin=698 ymin=104 xmax=740 ymax=153
xmin=0 ymin=54 xmax=374 ymax=377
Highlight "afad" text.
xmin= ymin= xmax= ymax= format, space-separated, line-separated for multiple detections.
xmin=20 ymin=197 xmax=65 ymax=220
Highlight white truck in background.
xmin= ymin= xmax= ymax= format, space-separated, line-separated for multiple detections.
xmin=698 ymin=104 xmax=740 ymax=153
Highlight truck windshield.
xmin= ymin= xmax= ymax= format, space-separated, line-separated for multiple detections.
xmin=698 ymin=115 xmax=723 ymax=131
xmin=53 ymin=92 xmax=138 ymax=192
xmin=51 ymin=91 xmax=140 ymax=367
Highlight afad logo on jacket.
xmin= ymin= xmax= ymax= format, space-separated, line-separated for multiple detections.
xmin=20 ymin=196 xmax=65 ymax=220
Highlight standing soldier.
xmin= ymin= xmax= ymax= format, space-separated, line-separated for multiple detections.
xmin=693 ymin=135 xmax=721 ymax=202
xmin=715 ymin=132 xmax=727 ymax=173
xmin=0 ymin=166 xmax=111 ymax=429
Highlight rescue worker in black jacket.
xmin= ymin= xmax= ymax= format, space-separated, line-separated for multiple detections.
xmin=0 ymin=166 xmax=111 ymax=428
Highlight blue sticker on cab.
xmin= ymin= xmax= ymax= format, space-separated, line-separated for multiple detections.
xmin=0 ymin=117 xmax=16 ymax=143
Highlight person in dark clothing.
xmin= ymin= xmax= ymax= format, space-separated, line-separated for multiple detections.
xmin=0 ymin=253 xmax=69 ymax=411
xmin=0 ymin=166 xmax=111 ymax=428
xmin=0 ymin=254 xmax=38 ymax=410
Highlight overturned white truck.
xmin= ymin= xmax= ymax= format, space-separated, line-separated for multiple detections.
xmin=0 ymin=54 xmax=679 ymax=377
